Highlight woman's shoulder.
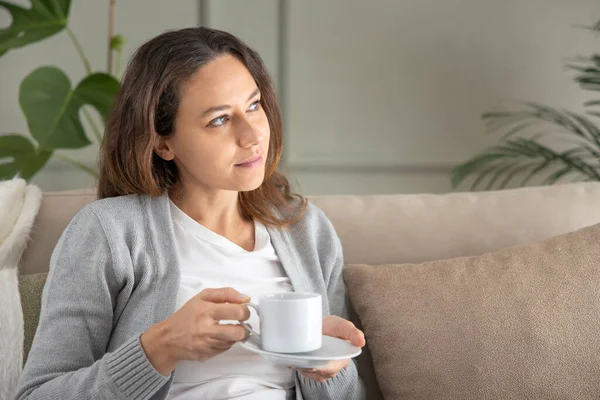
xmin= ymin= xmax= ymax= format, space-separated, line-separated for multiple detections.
xmin=279 ymin=201 xmax=343 ymax=276
xmin=70 ymin=193 xmax=153 ymax=232
xmin=83 ymin=193 xmax=145 ymax=217
xmin=87 ymin=193 xmax=144 ymax=210
xmin=301 ymin=201 xmax=334 ymax=229
xmin=285 ymin=200 xmax=340 ymax=246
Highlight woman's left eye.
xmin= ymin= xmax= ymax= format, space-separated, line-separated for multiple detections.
xmin=208 ymin=115 xmax=229 ymax=127
xmin=248 ymin=100 xmax=261 ymax=111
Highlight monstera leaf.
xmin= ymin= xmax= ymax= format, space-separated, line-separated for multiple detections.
xmin=19 ymin=66 xmax=120 ymax=149
xmin=0 ymin=0 xmax=71 ymax=57
xmin=0 ymin=135 xmax=52 ymax=179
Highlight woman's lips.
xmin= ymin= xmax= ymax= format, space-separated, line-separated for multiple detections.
xmin=235 ymin=154 xmax=263 ymax=168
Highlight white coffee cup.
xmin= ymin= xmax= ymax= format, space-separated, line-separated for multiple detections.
xmin=240 ymin=292 xmax=322 ymax=353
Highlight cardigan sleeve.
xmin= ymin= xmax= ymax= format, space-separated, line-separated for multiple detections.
xmin=296 ymin=205 xmax=367 ymax=400
xmin=15 ymin=206 xmax=170 ymax=400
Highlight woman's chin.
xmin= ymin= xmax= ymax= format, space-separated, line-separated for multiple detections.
xmin=233 ymin=175 xmax=264 ymax=192
xmin=234 ymin=168 xmax=266 ymax=192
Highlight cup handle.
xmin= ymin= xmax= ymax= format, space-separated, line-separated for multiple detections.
xmin=239 ymin=302 xmax=260 ymax=339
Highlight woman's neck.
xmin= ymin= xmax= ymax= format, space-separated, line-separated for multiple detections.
xmin=169 ymin=183 xmax=255 ymax=249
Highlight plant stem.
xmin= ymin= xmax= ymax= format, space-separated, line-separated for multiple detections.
xmin=83 ymin=108 xmax=103 ymax=144
xmin=66 ymin=28 xmax=92 ymax=74
xmin=108 ymin=0 xmax=116 ymax=73
xmin=116 ymin=50 xmax=122 ymax=80
xmin=54 ymin=154 xmax=98 ymax=177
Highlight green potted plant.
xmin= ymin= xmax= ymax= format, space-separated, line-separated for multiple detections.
xmin=0 ymin=0 xmax=123 ymax=180
xmin=452 ymin=19 xmax=600 ymax=190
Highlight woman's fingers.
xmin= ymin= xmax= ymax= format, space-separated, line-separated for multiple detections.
xmin=322 ymin=315 xmax=366 ymax=347
xmin=207 ymin=338 xmax=236 ymax=350
xmin=211 ymin=323 xmax=249 ymax=342
xmin=210 ymin=302 xmax=251 ymax=321
xmin=294 ymin=359 xmax=351 ymax=382
xmin=197 ymin=287 xmax=251 ymax=304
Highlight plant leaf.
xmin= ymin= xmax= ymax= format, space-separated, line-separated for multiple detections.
xmin=498 ymin=163 xmax=536 ymax=189
xmin=485 ymin=163 xmax=516 ymax=190
xmin=0 ymin=134 xmax=52 ymax=179
xmin=451 ymin=138 xmax=600 ymax=190
xmin=0 ymin=0 xmax=71 ymax=56
xmin=542 ymin=167 xmax=575 ymax=185
xmin=515 ymin=138 xmax=600 ymax=179
xmin=483 ymin=102 xmax=600 ymax=148
xmin=75 ymin=73 xmax=121 ymax=120
xmin=450 ymin=153 xmax=507 ymax=188
xmin=569 ymin=54 xmax=600 ymax=93
xmin=19 ymin=66 xmax=120 ymax=149
xmin=520 ymin=159 xmax=553 ymax=186
xmin=564 ymin=111 xmax=600 ymax=147
xmin=496 ymin=122 xmax=534 ymax=141
xmin=470 ymin=164 xmax=501 ymax=191
xmin=584 ymin=99 xmax=600 ymax=107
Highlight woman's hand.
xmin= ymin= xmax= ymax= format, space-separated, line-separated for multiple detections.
xmin=140 ymin=287 xmax=251 ymax=376
xmin=296 ymin=315 xmax=366 ymax=383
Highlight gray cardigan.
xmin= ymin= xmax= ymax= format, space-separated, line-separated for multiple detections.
xmin=15 ymin=194 xmax=365 ymax=400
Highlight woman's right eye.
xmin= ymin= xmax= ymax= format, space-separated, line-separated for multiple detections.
xmin=208 ymin=115 xmax=229 ymax=127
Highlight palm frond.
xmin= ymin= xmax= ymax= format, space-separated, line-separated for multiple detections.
xmin=568 ymin=54 xmax=600 ymax=93
xmin=513 ymin=138 xmax=600 ymax=178
xmin=520 ymin=159 xmax=553 ymax=186
xmin=543 ymin=167 xmax=576 ymax=185
xmin=563 ymin=145 xmax=600 ymax=160
xmin=497 ymin=163 xmax=538 ymax=188
xmin=565 ymin=110 xmax=600 ymax=138
xmin=454 ymin=16 xmax=600 ymax=191
xmin=485 ymin=163 xmax=527 ymax=190
xmin=572 ymin=18 xmax=600 ymax=32
xmin=451 ymin=138 xmax=600 ymax=190
xmin=481 ymin=102 xmax=600 ymax=148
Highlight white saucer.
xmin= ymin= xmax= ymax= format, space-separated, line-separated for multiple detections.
xmin=240 ymin=334 xmax=362 ymax=369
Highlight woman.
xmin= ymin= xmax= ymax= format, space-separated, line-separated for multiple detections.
xmin=16 ymin=27 xmax=366 ymax=400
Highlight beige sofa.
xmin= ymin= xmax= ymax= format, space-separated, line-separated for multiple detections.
xmin=17 ymin=182 xmax=600 ymax=399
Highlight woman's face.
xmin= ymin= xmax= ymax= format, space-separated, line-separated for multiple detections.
xmin=157 ymin=54 xmax=270 ymax=194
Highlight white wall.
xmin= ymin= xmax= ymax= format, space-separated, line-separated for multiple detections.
xmin=2 ymin=0 xmax=599 ymax=194
xmin=208 ymin=0 xmax=600 ymax=195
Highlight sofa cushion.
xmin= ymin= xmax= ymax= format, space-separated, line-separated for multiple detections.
xmin=313 ymin=182 xmax=600 ymax=265
xmin=18 ymin=272 xmax=47 ymax=363
xmin=19 ymin=189 xmax=96 ymax=275
xmin=19 ymin=183 xmax=600 ymax=275
xmin=344 ymin=223 xmax=600 ymax=399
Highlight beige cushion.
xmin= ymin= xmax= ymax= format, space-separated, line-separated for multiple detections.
xmin=19 ymin=183 xmax=600 ymax=276
xmin=313 ymin=182 xmax=600 ymax=265
xmin=18 ymin=272 xmax=47 ymax=363
xmin=19 ymin=189 xmax=96 ymax=275
xmin=344 ymin=223 xmax=600 ymax=399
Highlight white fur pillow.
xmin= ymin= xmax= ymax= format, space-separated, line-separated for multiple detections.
xmin=0 ymin=179 xmax=42 ymax=400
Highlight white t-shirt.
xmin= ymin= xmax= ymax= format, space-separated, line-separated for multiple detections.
xmin=167 ymin=201 xmax=295 ymax=400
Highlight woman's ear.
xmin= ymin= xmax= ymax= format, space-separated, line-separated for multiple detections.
xmin=154 ymin=136 xmax=175 ymax=161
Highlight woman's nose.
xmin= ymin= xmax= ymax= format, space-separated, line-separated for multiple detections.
xmin=237 ymin=118 xmax=264 ymax=148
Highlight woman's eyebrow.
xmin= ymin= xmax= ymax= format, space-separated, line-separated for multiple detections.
xmin=200 ymin=88 xmax=261 ymax=117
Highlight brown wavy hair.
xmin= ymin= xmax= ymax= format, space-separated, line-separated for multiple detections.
xmin=98 ymin=27 xmax=306 ymax=227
